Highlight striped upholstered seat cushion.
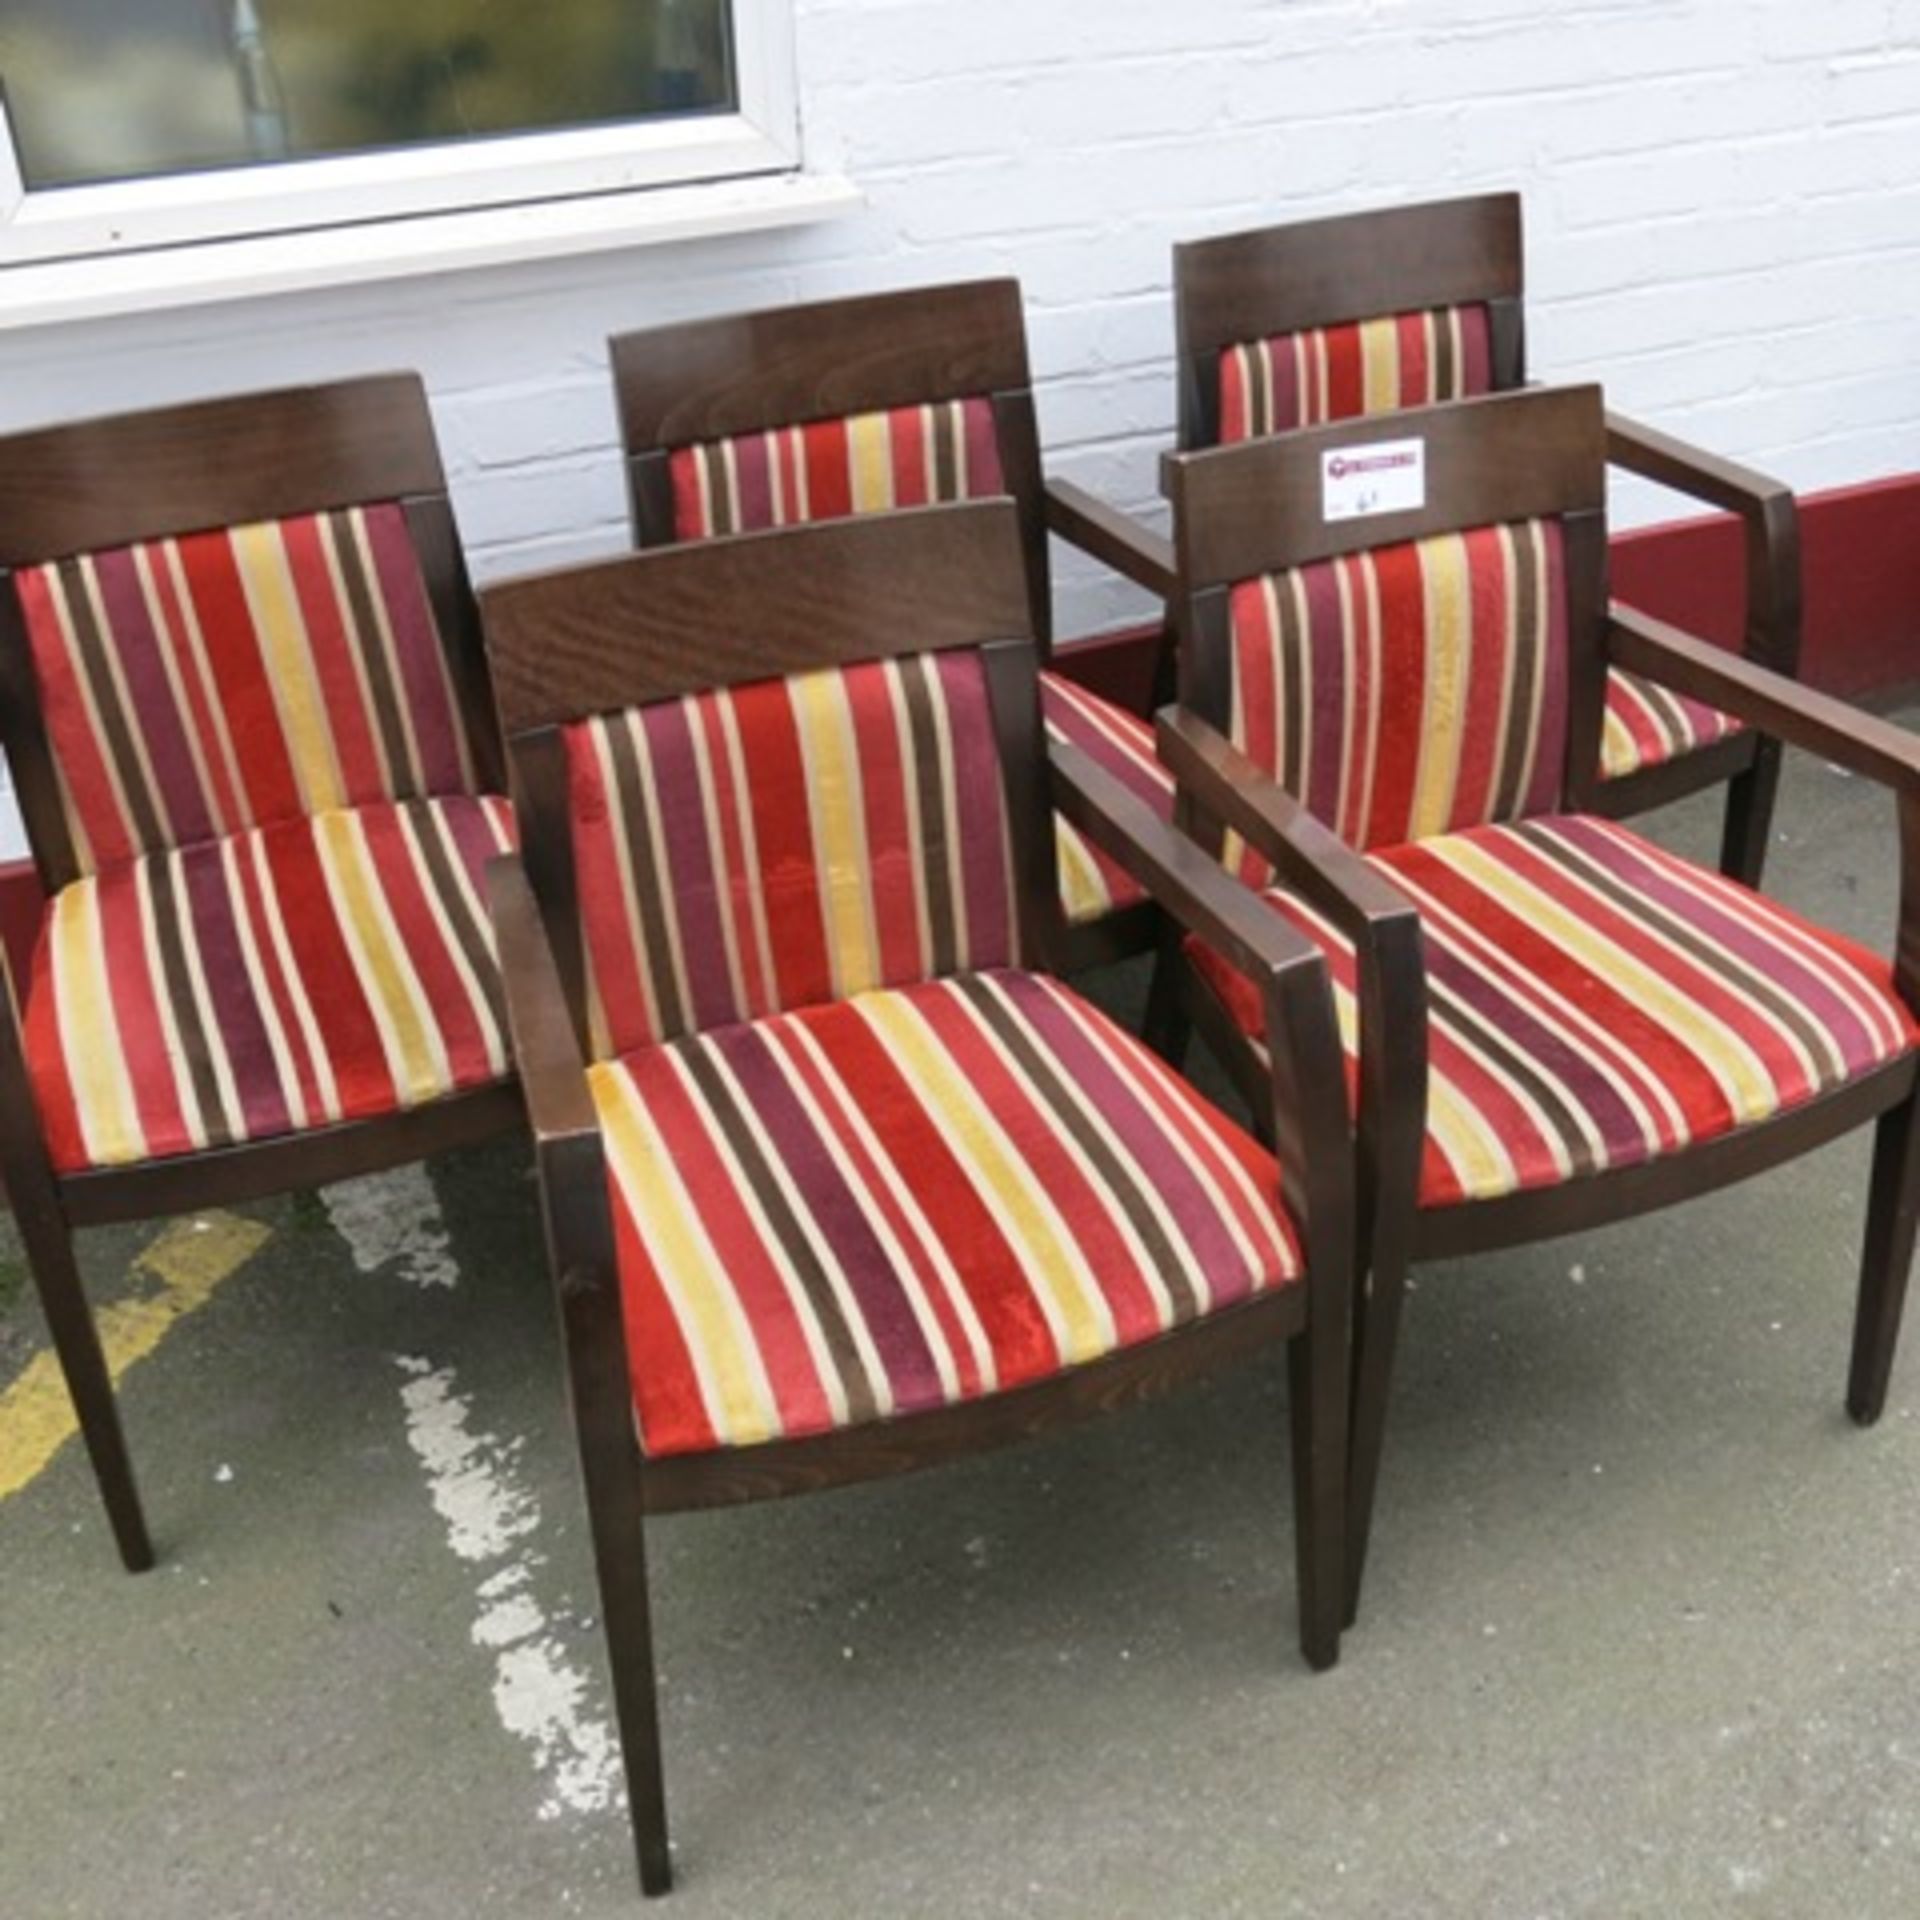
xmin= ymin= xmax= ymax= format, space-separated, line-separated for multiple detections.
xmin=567 ymin=651 xmax=1019 ymax=1057
xmin=590 ymin=968 xmax=1301 ymax=1456
xmin=1601 ymin=665 xmax=1746 ymax=781
xmin=24 ymin=795 xmax=516 ymax=1174
xmin=1039 ymin=672 xmax=1169 ymax=927
xmin=1188 ymin=814 xmax=1917 ymax=1210
xmin=670 ymin=398 xmax=1005 ymax=538
xmin=1226 ymin=518 xmax=1569 ymax=870
xmin=1219 ymin=304 xmax=1496 ymax=441
xmin=15 ymin=504 xmax=477 ymax=875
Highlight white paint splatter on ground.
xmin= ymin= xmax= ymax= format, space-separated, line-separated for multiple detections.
xmin=323 ymin=1166 xmax=460 ymax=1290
xmin=323 ymin=1162 xmax=623 ymax=1822
xmin=395 ymin=1357 xmax=625 ymax=1821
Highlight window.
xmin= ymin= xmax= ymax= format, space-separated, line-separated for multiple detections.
xmin=0 ymin=0 xmax=801 ymax=264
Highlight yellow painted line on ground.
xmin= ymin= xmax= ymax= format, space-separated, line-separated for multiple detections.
xmin=0 ymin=1211 xmax=271 ymax=1502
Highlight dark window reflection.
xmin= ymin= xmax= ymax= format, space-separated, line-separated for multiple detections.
xmin=0 ymin=0 xmax=736 ymax=189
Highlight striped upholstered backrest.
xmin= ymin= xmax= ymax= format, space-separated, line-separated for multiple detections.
xmin=565 ymin=647 xmax=1019 ymax=1058
xmin=15 ymin=502 xmax=475 ymax=875
xmin=1218 ymin=304 xmax=1496 ymax=442
xmin=1226 ymin=517 xmax=1569 ymax=865
xmin=668 ymin=398 xmax=1006 ymax=539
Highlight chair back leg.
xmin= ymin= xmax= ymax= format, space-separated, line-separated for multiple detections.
xmin=1289 ymin=1298 xmax=1348 ymax=1671
xmin=1718 ymin=740 xmax=1784 ymax=889
xmin=1848 ymin=1092 xmax=1920 ymax=1426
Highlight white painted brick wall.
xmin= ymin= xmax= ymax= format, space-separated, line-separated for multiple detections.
xmin=1 ymin=0 xmax=1917 ymax=854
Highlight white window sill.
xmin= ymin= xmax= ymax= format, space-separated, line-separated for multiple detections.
xmin=0 ymin=169 xmax=861 ymax=332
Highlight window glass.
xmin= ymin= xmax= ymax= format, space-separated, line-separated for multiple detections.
xmin=0 ymin=0 xmax=737 ymax=190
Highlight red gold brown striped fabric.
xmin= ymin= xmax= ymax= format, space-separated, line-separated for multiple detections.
xmin=1188 ymin=814 xmax=1917 ymax=1210
xmin=1038 ymin=672 xmax=1171 ymax=927
xmin=24 ymin=794 xmax=516 ymax=1174
xmin=566 ymin=651 xmax=1019 ymax=1059
xmin=591 ymin=967 xmax=1302 ymax=1455
xmin=1602 ymin=665 xmax=1746 ymax=781
xmin=1227 ymin=518 xmax=1569 ymax=864
xmin=1218 ymin=305 xmax=1495 ymax=441
xmin=15 ymin=504 xmax=475 ymax=876
xmin=669 ymin=398 xmax=1005 ymax=539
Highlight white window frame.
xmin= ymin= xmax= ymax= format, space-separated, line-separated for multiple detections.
xmin=0 ymin=0 xmax=798 ymax=265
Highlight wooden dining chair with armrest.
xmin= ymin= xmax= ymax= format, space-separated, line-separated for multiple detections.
xmin=0 ymin=377 xmax=521 ymax=1570
xmin=479 ymin=501 xmax=1352 ymax=1894
xmin=610 ymin=279 xmax=1181 ymax=970
xmin=1173 ymin=192 xmax=1801 ymax=887
xmin=1156 ymin=384 xmax=1919 ymax=1622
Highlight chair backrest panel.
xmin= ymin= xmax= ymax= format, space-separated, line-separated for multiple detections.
xmin=611 ymin=281 xmax=1053 ymax=645
xmin=0 ymin=377 xmax=485 ymax=881
xmin=567 ymin=648 xmax=1018 ymax=1056
xmin=481 ymin=504 xmax=1050 ymax=1060
xmin=1175 ymin=194 xmax=1525 ymax=449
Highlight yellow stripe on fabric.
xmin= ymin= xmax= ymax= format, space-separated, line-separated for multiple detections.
xmin=1359 ymin=314 xmax=1399 ymax=415
xmin=1054 ymin=816 xmax=1113 ymax=927
xmin=1408 ymin=533 xmax=1472 ymax=841
xmin=0 ymin=1212 xmax=270 ymax=1504
xmin=231 ymin=521 xmax=344 ymax=817
xmin=589 ymin=1059 xmax=780 ymax=1446
xmin=47 ymin=883 xmax=144 ymax=1168
xmin=858 ymin=990 xmax=1111 ymax=1363
xmin=1434 ymin=834 xmax=1779 ymax=1124
xmin=847 ymin=411 xmax=894 ymax=513
xmin=313 ymin=809 xmax=444 ymax=1104
xmin=793 ymin=670 xmax=880 ymax=999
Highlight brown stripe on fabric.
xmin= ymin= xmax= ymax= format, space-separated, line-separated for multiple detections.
xmin=1490 ymin=522 xmax=1544 ymax=822
xmin=143 ymin=851 xmax=235 ymax=1149
xmin=673 ymin=1040 xmax=882 ymax=1425
xmin=1625 ymin=672 xmax=1697 ymax=762
xmin=1525 ymin=825 xmax=1838 ymax=1070
xmin=406 ymin=800 xmax=508 ymax=1040
xmin=1276 ymin=573 xmax=1308 ymax=796
xmin=704 ymin=444 xmax=735 ymax=538
xmin=1423 ymin=967 xmax=1606 ymax=1183
xmin=602 ymin=714 xmax=690 ymax=1042
xmin=61 ymin=556 xmax=168 ymax=855
xmin=1432 ymin=307 xmax=1457 ymax=400
xmin=897 ymin=656 xmax=960 ymax=977
xmin=1251 ymin=342 xmax=1276 ymax=437
xmin=930 ymin=402 xmax=959 ymax=500
xmin=329 ymin=509 xmax=418 ymax=798
xmin=954 ymin=974 xmax=1201 ymax=1322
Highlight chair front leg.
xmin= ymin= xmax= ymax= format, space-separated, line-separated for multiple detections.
xmin=1848 ymin=1088 xmax=1920 ymax=1427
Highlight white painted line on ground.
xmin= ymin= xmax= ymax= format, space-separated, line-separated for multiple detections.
xmin=320 ymin=1165 xmax=623 ymax=1822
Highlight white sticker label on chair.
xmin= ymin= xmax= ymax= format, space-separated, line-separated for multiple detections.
xmin=1322 ymin=437 xmax=1426 ymax=522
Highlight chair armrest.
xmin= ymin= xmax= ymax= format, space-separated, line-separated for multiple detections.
xmin=1154 ymin=707 xmax=1420 ymax=942
xmin=1608 ymin=604 xmax=1920 ymax=793
xmin=1605 ymin=408 xmax=1802 ymax=673
xmin=1049 ymin=736 xmax=1352 ymax=1238
xmin=1043 ymin=477 xmax=1177 ymax=601
xmin=487 ymin=853 xmax=598 ymax=1148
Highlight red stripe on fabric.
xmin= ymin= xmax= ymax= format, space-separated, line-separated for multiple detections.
xmin=731 ymin=433 xmax=777 ymax=532
xmin=846 ymin=663 xmax=923 ymax=987
xmin=177 ymin=529 xmax=303 ymax=830
xmin=668 ymin=447 xmax=712 ymax=540
xmin=617 ymin=1048 xmax=831 ymax=1449
xmin=280 ymin=515 xmax=384 ymax=803
xmin=695 ymin=697 xmax=770 ymax=1021
xmin=934 ymin=652 xmax=1017 ymax=972
xmin=1396 ymin=311 xmax=1431 ymax=407
xmin=1451 ymin=526 xmax=1515 ymax=831
xmin=15 ymin=568 xmax=138 ymax=870
xmin=889 ymin=407 xmax=928 ymax=508
xmin=960 ymin=398 xmax=1004 ymax=494
xmin=803 ymin=417 xmax=855 ymax=522
xmin=23 ymin=911 xmax=92 ymax=1174
xmin=1457 ymin=304 xmax=1494 ymax=396
xmin=1322 ymin=324 xmax=1365 ymax=422
xmin=93 ymin=867 xmax=200 ymax=1161
xmin=229 ymin=833 xmax=327 ymax=1126
xmin=566 ymin=723 xmax=657 ymax=1055
xmin=259 ymin=818 xmax=397 ymax=1121
xmin=361 ymin=504 xmax=468 ymax=795
xmin=146 ymin=543 xmax=247 ymax=840
xmin=1219 ymin=348 xmax=1252 ymax=443
xmin=1361 ymin=542 xmax=1426 ymax=846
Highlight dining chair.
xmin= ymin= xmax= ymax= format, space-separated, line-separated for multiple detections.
xmin=1156 ymin=384 xmax=1920 ymax=1621
xmin=608 ymin=278 xmax=1181 ymax=970
xmin=1173 ymin=193 xmax=1802 ymax=887
xmin=479 ymin=500 xmax=1353 ymax=1893
xmin=0 ymin=376 xmax=521 ymax=1569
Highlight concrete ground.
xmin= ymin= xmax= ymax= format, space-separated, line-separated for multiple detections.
xmin=7 ymin=737 xmax=1920 ymax=1920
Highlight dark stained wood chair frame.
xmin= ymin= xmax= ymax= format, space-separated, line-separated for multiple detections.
xmin=1156 ymin=384 xmax=1920 ymax=1627
xmin=478 ymin=502 xmax=1354 ymax=1896
xmin=1172 ymin=191 xmax=1802 ymax=889
xmin=0 ymin=376 xmax=522 ymax=1574
xmin=608 ymin=277 xmax=1179 ymax=970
